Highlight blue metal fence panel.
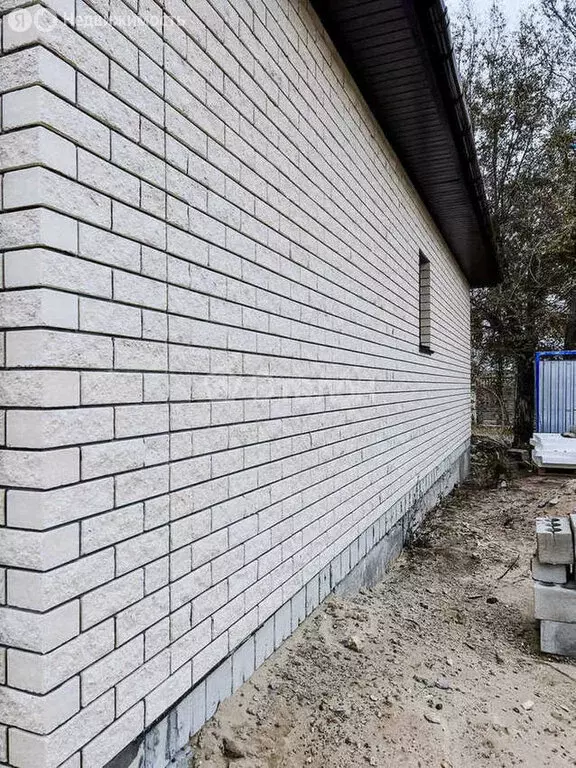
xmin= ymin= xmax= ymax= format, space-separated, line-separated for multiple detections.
xmin=535 ymin=351 xmax=576 ymax=433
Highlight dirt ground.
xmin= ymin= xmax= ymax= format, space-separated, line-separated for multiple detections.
xmin=192 ymin=472 xmax=576 ymax=768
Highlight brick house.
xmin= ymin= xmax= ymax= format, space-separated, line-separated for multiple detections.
xmin=0 ymin=1 xmax=498 ymax=767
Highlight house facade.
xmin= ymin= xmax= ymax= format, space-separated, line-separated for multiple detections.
xmin=0 ymin=1 xmax=497 ymax=767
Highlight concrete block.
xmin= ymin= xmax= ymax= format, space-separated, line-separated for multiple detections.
xmin=274 ymin=602 xmax=291 ymax=649
xmin=205 ymin=657 xmax=232 ymax=720
xmin=231 ymin=639 xmax=255 ymax=692
xmin=190 ymin=679 xmax=206 ymax=735
xmin=534 ymin=581 xmax=576 ymax=622
xmin=305 ymin=576 xmax=320 ymax=615
xmin=536 ymin=517 xmax=574 ymax=565
xmin=98 ymin=736 xmax=144 ymax=768
xmin=291 ymin=587 xmax=306 ymax=632
xmin=571 ymin=513 xmax=576 ymax=559
xmin=254 ymin=617 xmax=274 ymax=667
xmin=531 ymin=555 xmax=569 ymax=584
xmin=169 ymin=695 xmax=192 ymax=755
xmin=540 ymin=620 xmax=576 ymax=656
xmin=144 ymin=715 xmax=168 ymax=768
xmin=319 ymin=565 xmax=331 ymax=600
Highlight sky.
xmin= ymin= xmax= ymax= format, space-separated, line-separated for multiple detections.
xmin=445 ymin=0 xmax=527 ymax=26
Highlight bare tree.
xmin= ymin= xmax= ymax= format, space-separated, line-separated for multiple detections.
xmin=452 ymin=0 xmax=576 ymax=444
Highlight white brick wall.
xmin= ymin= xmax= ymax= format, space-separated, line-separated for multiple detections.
xmin=0 ymin=0 xmax=471 ymax=765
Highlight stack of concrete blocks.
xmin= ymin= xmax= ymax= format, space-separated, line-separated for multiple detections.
xmin=533 ymin=514 xmax=576 ymax=656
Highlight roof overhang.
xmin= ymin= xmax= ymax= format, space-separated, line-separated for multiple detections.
xmin=310 ymin=0 xmax=500 ymax=288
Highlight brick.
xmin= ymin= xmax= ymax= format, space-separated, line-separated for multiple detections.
xmin=7 ymin=549 xmax=114 ymax=610
xmin=81 ymin=504 xmax=144 ymax=553
xmin=5 ymin=249 xmax=111 ymax=297
xmin=111 ymin=134 xmax=166 ymax=189
xmin=170 ymin=564 xmax=211 ymax=611
xmin=82 ymin=703 xmax=144 ymax=768
xmin=116 ymin=586 xmax=169 ymax=644
xmin=114 ymin=270 xmax=167 ymax=310
xmin=115 ymin=465 xmax=169 ymax=506
xmin=7 ymin=478 xmax=114 ymax=529
xmin=7 ymin=621 xmax=114 ymax=694
xmin=0 ymin=210 xmax=78 ymax=253
xmin=9 ymin=690 xmax=114 ymax=768
xmin=145 ymin=556 xmax=170 ymax=594
xmin=7 ymin=407 xmax=113 ymax=448
xmin=0 ymin=370 xmax=79 ymax=408
xmin=81 ymin=372 xmax=142 ymax=405
xmin=3 ymin=86 xmax=110 ymax=158
xmin=79 ymin=224 xmax=141 ymax=272
xmin=112 ymin=202 xmax=166 ymax=249
xmin=145 ymin=618 xmax=170 ymax=661
xmin=80 ymin=297 xmax=142 ymax=338
xmin=0 ymin=126 xmax=76 ymax=176
xmin=0 ymin=46 xmax=75 ymax=100
xmin=78 ymin=150 xmax=141 ymax=207
xmin=81 ymin=637 xmax=143 ymax=704
xmin=0 ymin=526 xmax=79 ymax=570
xmin=115 ymin=649 xmax=170 ymax=715
xmin=81 ymin=571 xmax=144 ymax=630
xmin=3 ymin=168 xmax=111 ymax=228
xmin=0 ymin=678 xmax=79 ymax=734
xmin=192 ymin=631 xmax=228 ymax=686
xmin=536 ymin=516 xmax=574 ymax=565
xmin=531 ymin=555 xmax=569 ymax=584
xmin=115 ymin=338 xmax=168 ymax=371
xmin=3 ymin=5 xmax=109 ymax=86
xmin=142 ymin=309 xmax=168 ymax=340
xmin=110 ymin=61 xmax=164 ymax=124
xmin=0 ymin=288 xmax=78 ymax=330
xmin=534 ymin=582 xmax=576 ymax=622
xmin=115 ymin=404 xmax=169 ymax=438
xmin=0 ymin=447 xmax=79 ymax=489
xmin=7 ymin=330 xmax=112 ymax=369
xmin=116 ymin=527 xmax=169 ymax=575
xmin=0 ymin=601 xmax=79 ymax=653
xmin=76 ymin=0 xmax=139 ymax=74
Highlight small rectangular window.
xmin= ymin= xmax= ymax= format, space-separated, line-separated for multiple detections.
xmin=419 ymin=253 xmax=432 ymax=354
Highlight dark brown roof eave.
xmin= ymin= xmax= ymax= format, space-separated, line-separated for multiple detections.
xmin=310 ymin=0 xmax=501 ymax=288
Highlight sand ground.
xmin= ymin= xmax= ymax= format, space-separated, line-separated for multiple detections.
xmin=191 ymin=472 xmax=576 ymax=768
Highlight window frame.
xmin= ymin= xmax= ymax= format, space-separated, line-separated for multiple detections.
xmin=418 ymin=251 xmax=433 ymax=355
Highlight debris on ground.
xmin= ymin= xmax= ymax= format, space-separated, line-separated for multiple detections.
xmin=191 ymin=474 xmax=576 ymax=767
